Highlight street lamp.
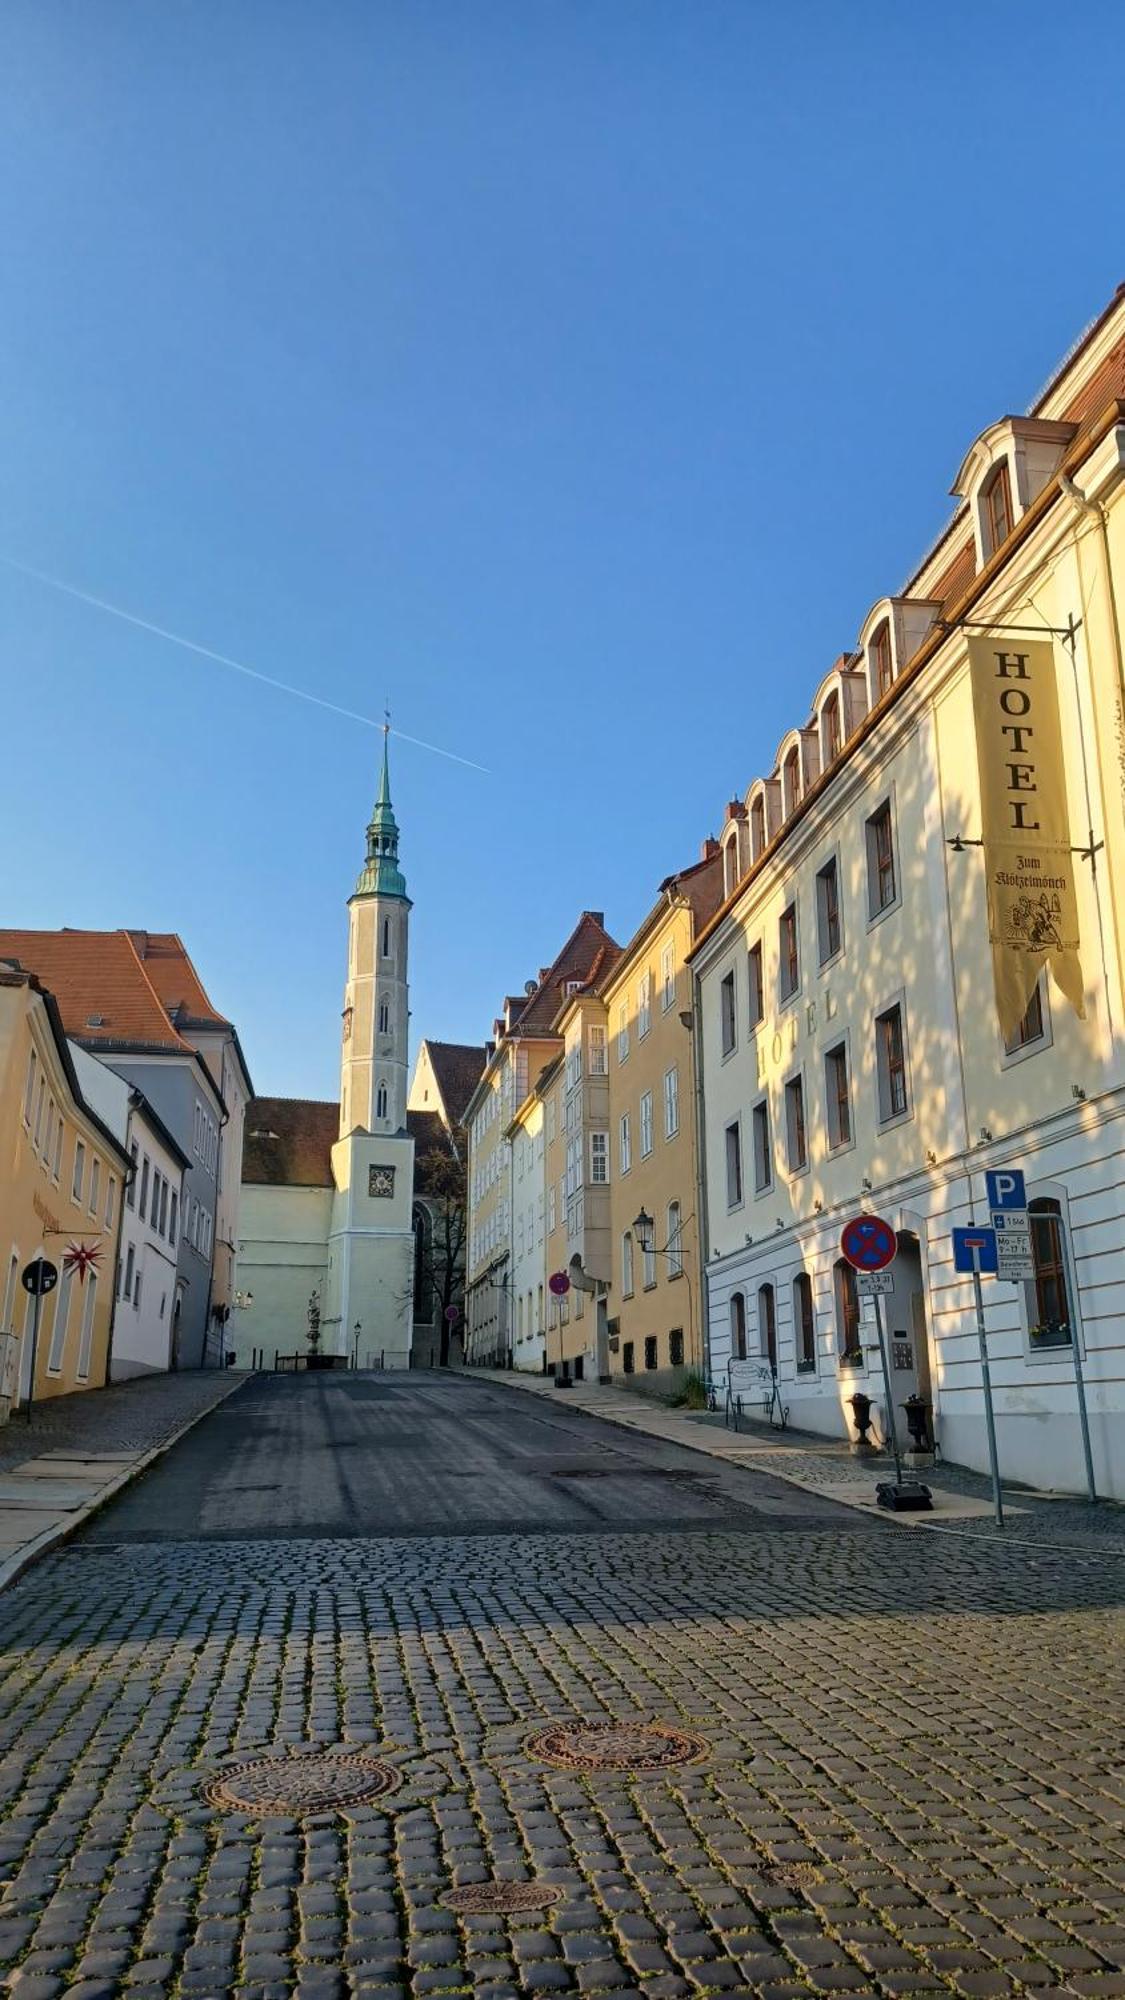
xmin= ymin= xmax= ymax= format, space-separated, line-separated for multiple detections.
xmin=353 ymin=1320 xmax=362 ymax=1370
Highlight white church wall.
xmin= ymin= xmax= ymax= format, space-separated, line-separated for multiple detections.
xmin=234 ymin=1185 xmax=332 ymax=1366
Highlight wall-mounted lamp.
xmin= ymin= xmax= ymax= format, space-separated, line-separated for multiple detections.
xmin=1072 ymin=1084 xmax=1087 ymax=1101
xmin=926 ymin=1149 xmax=938 ymax=1167
xmin=813 ymin=1198 xmax=824 ymax=1214
xmin=678 ymin=1010 xmax=694 ymax=1031
xmin=861 ymin=1176 xmax=872 ymax=1195
xmin=978 ymin=1126 xmax=994 ymax=1145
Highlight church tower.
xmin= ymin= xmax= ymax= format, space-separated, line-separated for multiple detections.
xmin=324 ymin=726 xmax=417 ymax=1368
xmin=340 ymin=728 xmax=412 ymax=1139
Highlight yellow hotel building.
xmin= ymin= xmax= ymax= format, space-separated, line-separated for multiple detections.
xmin=0 ymin=968 xmax=129 ymax=1416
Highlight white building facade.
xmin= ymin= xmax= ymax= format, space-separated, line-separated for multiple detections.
xmin=693 ymin=289 xmax=1125 ymax=1500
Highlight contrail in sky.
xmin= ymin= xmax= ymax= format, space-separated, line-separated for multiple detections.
xmin=0 ymin=553 xmax=490 ymax=774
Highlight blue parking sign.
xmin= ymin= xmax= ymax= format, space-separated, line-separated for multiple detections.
xmin=952 ymin=1226 xmax=999 ymax=1274
xmin=985 ymin=1168 xmax=1026 ymax=1212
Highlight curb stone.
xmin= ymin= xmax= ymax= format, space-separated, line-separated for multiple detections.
xmin=0 ymin=1372 xmax=249 ymax=1596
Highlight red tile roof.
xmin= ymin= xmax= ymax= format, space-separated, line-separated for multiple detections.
xmin=120 ymin=931 xmax=230 ymax=1030
xmin=0 ymin=929 xmax=192 ymax=1051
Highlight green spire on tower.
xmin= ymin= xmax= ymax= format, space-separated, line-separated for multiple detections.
xmin=353 ymin=719 xmax=409 ymax=900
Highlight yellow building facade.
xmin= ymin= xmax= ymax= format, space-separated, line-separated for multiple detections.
xmin=603 ymin=851 xmax=722 ymax=1394
xmin=0 ymin=970 xmax=129 ymax=1417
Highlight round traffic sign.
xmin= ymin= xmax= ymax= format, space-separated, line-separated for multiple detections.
xmin=21 ymin=1257 xmax=58 ymax=1297
xmin=840 ymin=1215 xmax=897 ymax=1273
xmin=548 ymin=1270 xmax=571 ymax=1297
xmin=444 ymin=1304 xmax=460 ymax=1323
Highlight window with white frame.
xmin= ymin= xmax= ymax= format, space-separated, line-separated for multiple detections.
xmin=661 ymin=944 xmax=675 ymax=1011
xmin=588 ymin=1024 xmax=607 ymax=1075
xmin=53 ymin=1115 xmax=63 ymax=1181
xmin=40 ymin=1096 xmax=53 ymax=1160
xmin=47 ymin=1263 xmax=75 ymax=1372
xmin=23 ymin=1047 xmax=36 ymax=1124
xmin=784 ymin=1073 xmax=807 ymax=1172
xmin=825 ymin=1040 xmax=852 ymax=1150
xmin=663 ymin=1065 xmax=679 ymax=1138
xmin=547 ymin=1094 xmax=557 ymax=1143
xmin=548 ymin=1182 xmax=557 ymax=1232
xmin=875 ymin=1001 xmax=909 ymax=1122
xmin=590 ymin=1131 xmax=608 ymax=1184
xmin=642 ymin=1230 xmax=656 ymax=1289
xmin=72 ymin=1139 xmax=86 ymax=1204
xmin=616 ymin=1001 xmax=629 ymax=1062
xmin=565 ymin=1136 xmax=581 ymax=1199
xmin=747 ymin=942 xmax=764 ymax=1028
xmin=88 ymin=1156 xmax=100 ymax=1217
xmin=619 ymin=1112 xmax=631 ymax=1175
xmin=866 ymin=801 xmax=898 ymax=918
xmin=725 ymin=1121 xmax=743 ymax=1207
xmin=816 ymin=855 xmax=842 ymax=963
xmin=621 ymin=1230 xmax=634 ymax=1296
xmin=779 ymin=903 xmax=800 ymax=1002
xmin=752 ymin=1098 xmax=772 ymax=1192
xmin=638 ymin=973 xmax=652 ymax=1039
xmin=666 ymin=1200 xmax=683 ymax=1277
xmin=720 ymin=967 xmax=737 ymax=1056
xmin=640 ymin=1090 xmax=653 ymax=1158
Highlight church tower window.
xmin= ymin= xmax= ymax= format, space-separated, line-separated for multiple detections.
xmin=376 ymin=1082 xmax=389 ymax=1120
xmin=378 ymin=997 xmax=390 ymax=1034
xmin=382 ymin=918 xmax=391 ymax=957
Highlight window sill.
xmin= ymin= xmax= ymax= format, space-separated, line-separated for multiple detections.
xmin=668 ymin=1268 xmax=683 ymax=1281
xmin=876 ymin=1106 xmax=912 ymax=1133
xmin=838 ymin=1354 xmax=866 ymax=1373
xmin=787 ymin=1159 xmax=810 ymax=1180
xmin=866 ymin=896 xmax=901 ymax=933
xmin=825 ymin=1133 xmax=856 ymax=1159
xmin=720 ymin=1044 xmax=738 ymax=1064
xmin=643 ymin=1281 xmax=657 ymax=1294
xmin=795 ymin=1361 xmax=817 ymax=1375
xmin=817 ymin=946 xmax=844 ymax=974
xmin=778 ymin=987 xmax=801 ymax=1012
xmin=1001 ymin=1033 xmax=1050 ymax=1069
xmin=752 ymin=1182 xmax=773 ymax=1199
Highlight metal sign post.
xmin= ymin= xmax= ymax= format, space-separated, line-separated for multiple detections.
xmin=871 ymin=1290 xmax=905 ymax=1488
xmin=953 ymin=1227 xmax=1004 ymax=1528
xmin=970 ymin=1247 xmax=1004 ymax=1531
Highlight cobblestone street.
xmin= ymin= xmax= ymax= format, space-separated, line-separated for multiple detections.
xmin=2 ymin=1375 xmax=1125 ymax=1999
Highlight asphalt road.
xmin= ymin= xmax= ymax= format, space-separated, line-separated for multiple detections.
xmin=79 ymin=1370 xmax=867 ymax=1541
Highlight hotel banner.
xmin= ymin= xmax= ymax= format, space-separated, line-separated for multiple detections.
xmin=968 ymin=635 xmax=1085 ymax=1040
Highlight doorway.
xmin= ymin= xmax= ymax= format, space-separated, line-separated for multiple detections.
xmin=884 ymin=1232 xmax=933 ymax=1435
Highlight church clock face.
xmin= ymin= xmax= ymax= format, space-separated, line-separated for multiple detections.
xmin=368 ymin=1165 xmax=395 ymax=1199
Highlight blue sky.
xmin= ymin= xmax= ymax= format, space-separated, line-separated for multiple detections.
xmin=2 ymin=2 xmax=1122 ymax=1100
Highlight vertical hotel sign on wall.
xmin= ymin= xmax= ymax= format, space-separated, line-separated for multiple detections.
xmin=968 ymin=636 xmax=1085 ymax=1040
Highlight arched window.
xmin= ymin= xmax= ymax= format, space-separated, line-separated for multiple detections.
xmin=750 ymin=794 xmax=766 ymax=860
xmin=794 ymin=1272 xmax=816 ymax=1373
xmin=983 ymin=459 xmax=1014 ymax=555
xmin=729 ymin=1290 xmax=747 ymax=1361
xmin=381 ymin=917 xmax=391 ymax=957
xmin=821 ymin=691 xmax=841 ymax=765
xmin=1028 ymin=1198 xmax=1073 ymax=1348
xmin=378 ymin=997 xmax=391 ymax=1034
xmin=758 ymin=1282 xmax=777 ymax=1372
xmin=783 ymin=746 xmax=802 ymax=816
xmin=871 ymin=620 xmax=893 ymax=699
xmin=375 ymin=1082 xmax=388 ymax=1120
xmin=834 ymin=1258 xmax=862 ymax=1367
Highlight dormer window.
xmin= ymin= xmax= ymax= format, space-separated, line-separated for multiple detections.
xmin=722 ymin=833 xmax=740 ymax=898
xmin=750 ymin=793 xmax=766 ymax=859
xmin=983 ymin=459 xmax=1014 ymax=556
xmin=872 ymin=620 xmax=893 ymax=699
xmin=822 ymin=692 xmax=841 ymax=765
xmin=783 ymin=746 xmax=802 ymax=816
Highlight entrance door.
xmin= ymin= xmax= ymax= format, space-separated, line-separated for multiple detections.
xmin=884 ymin=1234 xmax=932 ymax=1438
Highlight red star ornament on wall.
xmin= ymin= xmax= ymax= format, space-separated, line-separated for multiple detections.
xmin=62 ymin=1241 xmax=102 ymax=1284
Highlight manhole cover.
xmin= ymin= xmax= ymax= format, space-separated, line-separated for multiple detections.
xmin=204 ymin=1749 xmax=401 ymax=1815
xmin=444 ymin=1882 xmax=562 ymax=1915
xmin=526 ymin=1718 xmax=708 ymax=1772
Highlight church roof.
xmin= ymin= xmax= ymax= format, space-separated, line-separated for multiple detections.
xmin=418 ymin=1039 xmax=488 ymax=1126
xmin=243 ymin=1097 xmax=338 ymax=1187
xmin=242 ymin=1098 xmax=455 ymax=1188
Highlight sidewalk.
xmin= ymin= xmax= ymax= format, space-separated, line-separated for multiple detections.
xmin=471 ymin=1366 xmax=1125 ymax=1552
xmin=0 ymin=1370 xmax=246 ymax=1592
